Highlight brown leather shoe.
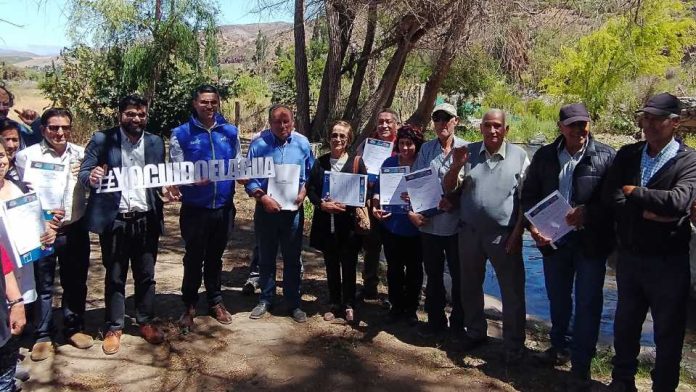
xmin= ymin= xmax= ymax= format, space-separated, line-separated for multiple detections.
xmin=67 ymin=332 xmax=94 ymax=349
xmin=178 ymin=305 xmax=196 ymax=331
xmin=140 ymin=324 xmax=164 ymax=345
xmin=102 ymin=330 xmax=122 ymax=355
xmin=30 ymin=341 xmax=54 ymax=361
xmin=209 ymin=303 xmax=233 ymax=325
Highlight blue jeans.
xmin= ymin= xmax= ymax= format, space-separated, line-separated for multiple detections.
xmin=254 ymin=205 xmax=303 ymax=309
xmin=0 ymin=338 xmax=18 ymax=392
xmin=542 ymin=236 xmax=606 ymax=375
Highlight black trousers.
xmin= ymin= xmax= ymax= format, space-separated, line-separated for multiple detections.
xmin=421 ymin=232 xmax=463 ymax=329
xmin=180 ymin=204 xmax=233 ymax=307
xmin=323 ymin=234 xmax=360 ymax=309
xmin=381 ymin=228 xmax=423 ymax=314
xmin=99 ymin=212 xmax=159 ymax=331
xmin=611 ymin=251 xmax=690 ymax=392
xmin=34 ymin=219 xmax=90 ymax=341
xmin=360 ymin=214 xmax=382 ymax=294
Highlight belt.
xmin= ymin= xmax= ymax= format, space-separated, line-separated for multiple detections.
xmin=117 ymin=211 xmax=148 ymax=220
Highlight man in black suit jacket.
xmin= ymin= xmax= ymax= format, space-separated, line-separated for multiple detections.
xmin=79 ymin=95 xmax=165 ymax=355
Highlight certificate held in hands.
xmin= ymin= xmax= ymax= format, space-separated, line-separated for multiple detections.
xmin=0 ymin=192 xmax=53 ymax=268
xmin=404 ymin=167 xmax=442 ymax=216
xmin=524 ymin=190 xmax=574 ymax=248
xmin=267 ymin=163 xmax=301 ymax=211
xmin=22 ymin=160 xmax=70 ymax=211
xmin=321 ymin=172 xmax=368 ymax=207
xmin=379 ymin=166 xmax=410 ymax=213
xmin=362 ymin=138 xmax=393 ymax=175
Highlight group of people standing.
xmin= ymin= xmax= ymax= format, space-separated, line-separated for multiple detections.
xmin=305 ymin=93 xmax=695 ymax=392
xmin=0 ymin=82 xmax=692 ymax=392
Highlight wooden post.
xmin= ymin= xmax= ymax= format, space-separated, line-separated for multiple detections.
xmin=234 ymin=101 xmax=241 ymax=127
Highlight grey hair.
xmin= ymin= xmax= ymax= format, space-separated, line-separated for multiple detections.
xmin=482 ymin=108 xmax=507 ymax=123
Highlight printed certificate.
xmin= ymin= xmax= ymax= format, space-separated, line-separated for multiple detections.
xmin=267 ymin=164 xmax=301 ymax=211
xmin=524 ymin=190 xmax=574 ymax=248
xmin=362 ymin=138 xmax=393 ymax=175
xmin=379 ymin=166 xmax=410 ymax=213
xmin=404 ymin=167 xmax=442 ymax=215
xmin=321 ymin=172 xmax=367 ymax=207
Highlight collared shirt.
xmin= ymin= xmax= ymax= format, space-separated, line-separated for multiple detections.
xmin=15 ymin=140 xmax=87 ymax=225
xmin=640 ymin=138 xmax=679 ymax=186
xmin=245 ymin=130 xmax=315 ymax=195
xmin=412 ymin=135 xmax=467 ymax=236
xmin=557 ymin=140 xmax=587 ymax=202
xmin=478 ymin=141 xmax=530 ymax=182
xmin=119 ymin=128 xmax=148 ymax=213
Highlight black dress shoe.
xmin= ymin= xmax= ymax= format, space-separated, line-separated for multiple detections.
xmin=461 ymin=335 xmax=488 ymax=351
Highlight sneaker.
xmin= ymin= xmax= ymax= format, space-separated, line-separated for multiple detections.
xmin=250 ymin=302 xmax=269 ymax=319
xmin=345 ymin=308 xmax=354 ymax=322
xmin=532 ymin=346 xmax=571 ymax=366
xmin=30 ymin=341 xmax=53 ymax=361
xmin=291 ymin=308 xmax=307 ymax=323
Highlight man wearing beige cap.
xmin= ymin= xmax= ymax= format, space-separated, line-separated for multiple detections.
xmin=411 ymin=102 xmax=467 ymax=337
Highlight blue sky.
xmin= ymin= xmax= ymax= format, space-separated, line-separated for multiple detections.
xmin=0 ymin=0 xmax=292 ymax=55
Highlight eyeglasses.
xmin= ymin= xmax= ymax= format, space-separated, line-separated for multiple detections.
xmin=122 ymin=111 xmax=147 ymax=119
xmin=46 ymin=125 xmax=72 ymax=132
xmin=330 ymin=133 xmax=348 ymax=140
xmin=432 ymin=113 xmax=453 ymax=123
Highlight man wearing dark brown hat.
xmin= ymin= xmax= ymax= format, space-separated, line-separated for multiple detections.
xmin=603 ymin=93 xmax=696 ymax=392
xmin=521 ymin=103 xmax=616 ymax=390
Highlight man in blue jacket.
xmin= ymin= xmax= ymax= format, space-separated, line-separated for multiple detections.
xmin=169 ymin=84 xmax=241 ymax=330
xmin=245 ymin=104 xmax=314 ymax=323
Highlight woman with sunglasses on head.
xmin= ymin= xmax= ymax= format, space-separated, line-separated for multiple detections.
xmin=307 ymin=121 xmax=367 ymax=323
xmin=372 ymin=125 xmax=425 ymax=325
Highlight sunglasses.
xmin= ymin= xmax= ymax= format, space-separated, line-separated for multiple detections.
xmin=46 ymin=125 xmax=72 ymax=132
xmin=432 ymin=113 xmax=453 ymax=123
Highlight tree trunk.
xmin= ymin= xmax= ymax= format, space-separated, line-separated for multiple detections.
xmin=352 ymin=13 xmax=428 ymax=146
xmin=293 ymin=0 xmax=311 ymax=136
xmin=407 ymin=0 xmax=479 ymax=128
xmin=343 ymin=0 xmax=377 ymax=122
xmin=310 ymin=0 xmax=350 ymax=141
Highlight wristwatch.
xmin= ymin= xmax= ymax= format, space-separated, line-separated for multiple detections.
xmin=7 ymin=297 xmax=23 ymax=308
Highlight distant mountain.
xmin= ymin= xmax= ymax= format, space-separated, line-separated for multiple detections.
xmin=217 ymin=22 xmax=295 ymax=64
xmin=0 ymin=48 xmax=40 ymax=57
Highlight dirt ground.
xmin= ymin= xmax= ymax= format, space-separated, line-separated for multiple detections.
xmin=12 ymin=184 xmax=695 ymax=392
